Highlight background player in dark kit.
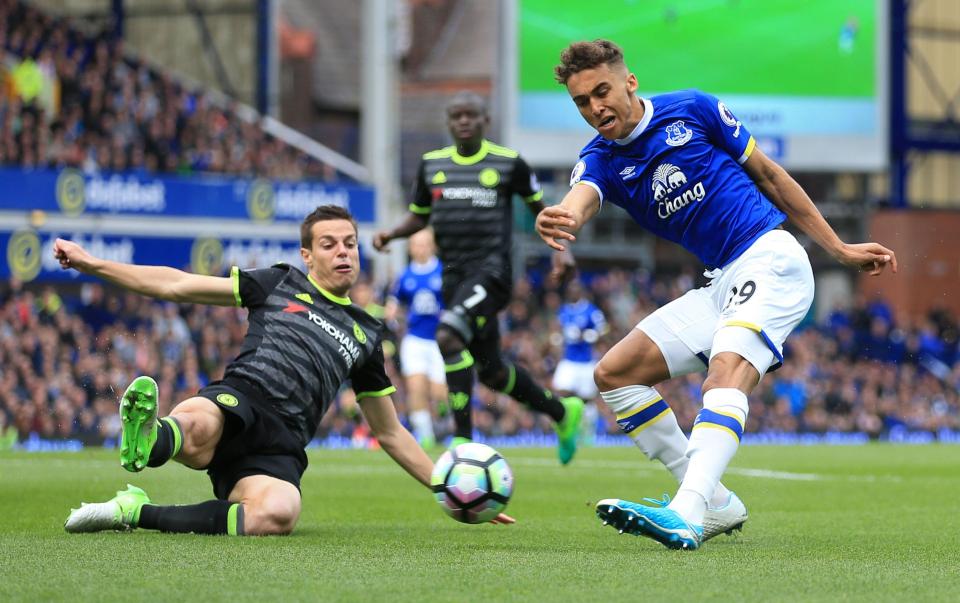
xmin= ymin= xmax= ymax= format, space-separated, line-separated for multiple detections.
xmin=374 ymin=92 xmax=584 ymax=465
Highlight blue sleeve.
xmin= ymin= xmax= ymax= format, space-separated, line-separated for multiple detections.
xmin=693 ymin=91 xmax=756 ymax=165
xmin=569 ymin=150 xmax=611 ymax=205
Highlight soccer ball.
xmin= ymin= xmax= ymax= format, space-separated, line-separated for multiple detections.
xmin=430 ymin=443 xmax=514 ymax=524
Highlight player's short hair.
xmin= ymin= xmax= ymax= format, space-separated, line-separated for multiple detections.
xmin=554 ymin=39 xmax=625 ymax=84
xmin=300 ymin=205 xmax=357 ymax=248
xmin=446 ymin=91 xmax=488 ymax=116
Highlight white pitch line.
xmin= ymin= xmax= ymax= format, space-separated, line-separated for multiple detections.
xmin=0 ymin=454 xmax=902 ymax=483
xmin=725 ymin=467 xmax=820 ymax=481
xmin=507 ymin=457 xmax=656 ymax=472
xmin=506 ymin=457 xmax=901 ymax=483
xmin=725 ymin=467 xmax=902 ymax=483
xmin=512 ymin=457 xmax=824 ymax=481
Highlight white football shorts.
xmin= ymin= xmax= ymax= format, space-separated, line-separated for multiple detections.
xmin=638 ymin=229 xmax=814 ymax=378
xmin=400 ymin=334 xmax=446 ymax=384
xmin=552 ymin=358 xmax=599 ymax=399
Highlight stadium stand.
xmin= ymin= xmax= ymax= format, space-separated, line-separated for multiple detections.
xmin=1 ymin=0 xmax=956 ymax=451
xmin=0 ymin=0 xmax=330 ymax=179
xmin=2 ymin=271 xmax=958 ymax=447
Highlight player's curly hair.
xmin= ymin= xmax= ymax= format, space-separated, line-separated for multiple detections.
xmin=554 ymin=39 xmax=625 ymax=84
xmin=300 ymin=205 xmax=357 ymax=248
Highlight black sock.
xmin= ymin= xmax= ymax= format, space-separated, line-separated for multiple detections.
xmin=444 ymin=350 xmax=475 ymax=440
xmin=137 ymin=500 xmax=244 ymax=535
xmin=147 ymin=417 xmax=182 ymax=468
xmin=504 ymin=364 xmax=566 ymax=423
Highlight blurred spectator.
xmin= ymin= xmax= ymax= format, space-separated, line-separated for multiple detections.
xmin=2 ymin=265 xmax=959 ymax=445
xmin=0 ymin=0 xmax=331 ymax=180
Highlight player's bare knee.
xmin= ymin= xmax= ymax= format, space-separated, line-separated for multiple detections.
xmin=167 ymin=411 xmax=218 ymax=468
xmin=168 ymin=398 xmax=224 ymax=467
xmin=594 ymin=357 xmax=624 ymax=391
xmin=244 ymin=497 xmax=300 ymax=535
xmin=175 ymin=439 xmax=212 ymax=469
xmin=180 ymin=426 xmax=218 ymax=466
xmin=246 ymin=515 xmax=295 ymax=536
xmin=593 ymin=361 xmax=608 ymax=390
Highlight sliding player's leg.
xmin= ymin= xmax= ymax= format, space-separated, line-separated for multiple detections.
xmin=67 ymin=378 xmax=303 ymax=536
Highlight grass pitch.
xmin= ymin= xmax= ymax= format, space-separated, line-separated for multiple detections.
xmin=1 ymin=445 xmax=958 ymax=602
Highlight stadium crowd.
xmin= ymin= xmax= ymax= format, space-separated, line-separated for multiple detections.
xmin=1 ymin=269 xmax=958 ymax=448
xmin=0 ymin=0 xmax=330 ymax=179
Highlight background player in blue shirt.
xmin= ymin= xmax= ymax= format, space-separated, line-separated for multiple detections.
xmin=386 ymin=228 xmax=446 ymax=449
xmin=537 ymin=39 xmax=897 ymax=549
xmin=553 ymin=279 xmax=607 ymax=442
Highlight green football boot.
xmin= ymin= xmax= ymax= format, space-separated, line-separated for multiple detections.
xmin=64 ymin=484 xmax=151 ymax=533
xmin=556 ymin=396 xmax=585 ymax=465
xmin=119 ymin=376 xmax=159 ymax=472
xmin=448 ymin=436 xmax=472 ymax=450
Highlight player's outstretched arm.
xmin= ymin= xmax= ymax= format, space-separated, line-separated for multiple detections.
xmin=536 ymin=184 xmax=600 ymax=284
xmin=359 ymin=395 xmax=515 ymax=524
xmin=52 ymin=238 xmax=236 ymax=305
xmin=360 ymin=395 xmax=435 ymax=486
xmin=535 ymin=183 xmax=600 ymax=251
xmin=742 ymin=149 xmax=898 ymax=276
xmin=373 ymin=213 xmax=429 ymax=252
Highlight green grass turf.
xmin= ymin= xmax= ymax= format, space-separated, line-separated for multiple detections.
xmin=520 ymin=0 xmax=875 ymax=97
xmin=2 ymin=445 xmax=959 ymax=602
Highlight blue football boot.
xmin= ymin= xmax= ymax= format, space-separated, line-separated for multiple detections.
xmin=595 ymin=497 xmax=703 ymax=550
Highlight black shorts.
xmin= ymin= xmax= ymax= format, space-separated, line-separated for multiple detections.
xmin=197 ymin=376 xmax=308 ymax=500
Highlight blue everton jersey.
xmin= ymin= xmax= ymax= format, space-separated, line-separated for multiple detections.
xmin=392 ymin=257 xmax=443 ymax=340
xmin=571 ymin=90 xmax=786 ymax=268
xmin=558 ymin=300 xmax=606 ymax=363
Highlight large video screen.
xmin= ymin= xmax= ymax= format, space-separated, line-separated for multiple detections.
xmin=505 ymin=0 xmax=887 ymax=170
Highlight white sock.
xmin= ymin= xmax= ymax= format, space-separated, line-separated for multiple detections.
xmin=602 ymin=385 xmax=689 ymax=481
xmin=711 ymin=482 xmax=732 ymax=508
xmin=602 ymin=385 xmax=735 ymax=507
xmin=669 ymin=388 xmax=748 ymax=525
xmin=409 ymin=409 xmax=435 ymax=443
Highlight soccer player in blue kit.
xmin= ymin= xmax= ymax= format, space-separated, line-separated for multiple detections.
xmin=387 ymin=228 xmax=447 ymax=449
xmin=537 ymin=40 xmax=897 ymax=549
xmin=553 ymin=279 xmax=607 ymax=440
xmin=554 ymin=279 xmax=607 ymax=401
